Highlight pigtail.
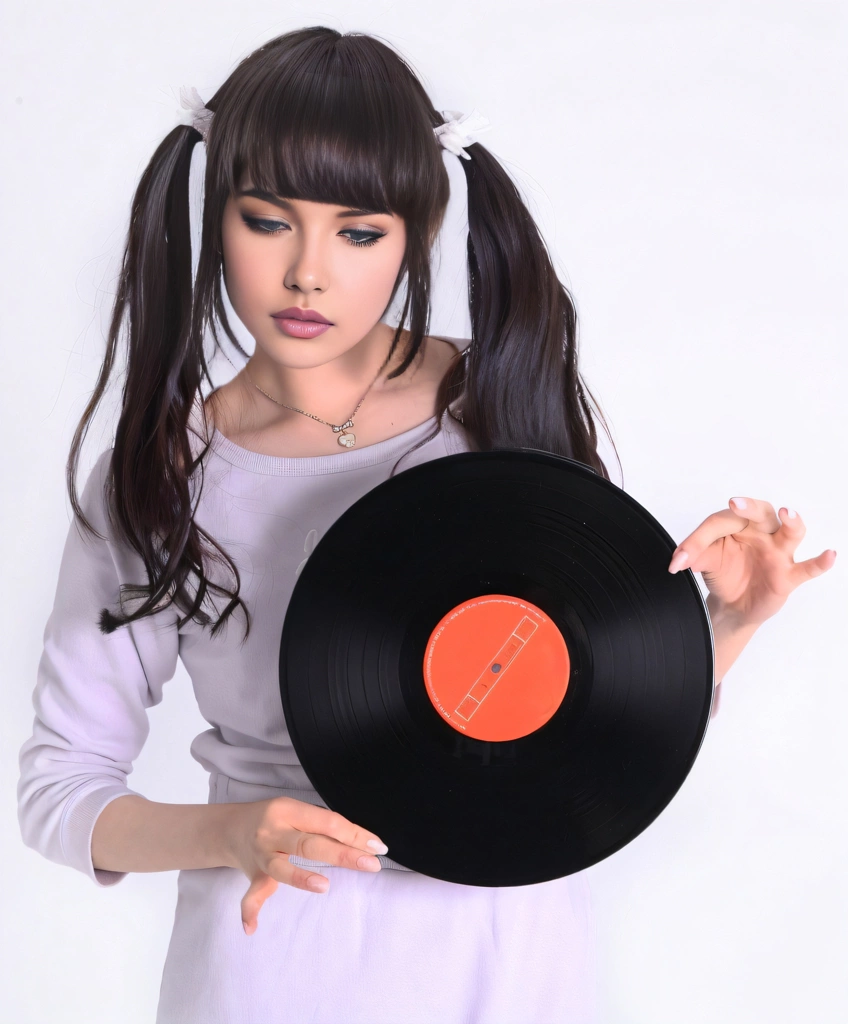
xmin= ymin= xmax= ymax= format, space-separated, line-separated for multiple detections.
xmin=437 ymin=144 xmax=620 ymax=483
xmin=67 ymin=122 xmax=250 ymax=642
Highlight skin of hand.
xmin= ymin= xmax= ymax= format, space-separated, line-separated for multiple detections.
xmin=229 ymin=797 xmax=390 ymax=936
xmin=667 ymin=497 xmax=836 ymax=694
xmin=667 ymin=497 xmax=836 ymax=628
xmin=667 ymin=493 xmax=839 ymax=704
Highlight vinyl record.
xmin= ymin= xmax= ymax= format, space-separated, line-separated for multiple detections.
xmin=279 ymin=448 xmax=715 ymax=887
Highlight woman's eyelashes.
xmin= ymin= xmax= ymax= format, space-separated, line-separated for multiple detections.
xmin=241 ymin=215 xmax=383 ymax=247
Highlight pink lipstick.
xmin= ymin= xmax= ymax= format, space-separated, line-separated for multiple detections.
xmin=271 ymin=306 xmax=333 ymax=339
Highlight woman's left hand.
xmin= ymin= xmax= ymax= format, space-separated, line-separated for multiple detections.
xmin=668 ymin=496 xmax=837 ymax=630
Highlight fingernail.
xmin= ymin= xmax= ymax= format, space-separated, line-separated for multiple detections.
xmin=731 ymin=497 xmax=747 ymax=509
xmin=307 ymin=876 xmax=329 ymax=893
xmin=367 ymin=839 xmax=389 ymax=855
xmin=786 ymin=508 xmax=797 ymax=519
xmin=243 ymin=921 xmax=251 ymax=935
xmin=669 ymin=550 xmax=689 ymax=573
xmin=358 ymin=855 xmax=381 ymax=871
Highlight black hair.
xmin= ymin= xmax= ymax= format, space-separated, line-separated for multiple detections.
xmin=67 ymin=26 xmax=621 ymax=643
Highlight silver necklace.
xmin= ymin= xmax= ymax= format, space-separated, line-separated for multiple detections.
xmin=243 ymin=362 xmax=386 ymax=448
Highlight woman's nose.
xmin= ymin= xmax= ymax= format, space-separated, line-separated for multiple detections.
xmin=283 ymin=234 xmax=329 ymax=294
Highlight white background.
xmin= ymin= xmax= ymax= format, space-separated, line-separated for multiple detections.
xmin=2 ymin=1 xmax=845 ymax=1021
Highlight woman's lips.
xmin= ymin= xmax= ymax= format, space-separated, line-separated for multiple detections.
xmin=272 ymin=317 xmax=332 ymax=339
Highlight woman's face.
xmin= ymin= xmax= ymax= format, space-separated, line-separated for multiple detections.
xmin=221 ymin=177 xmax=407 ymax=370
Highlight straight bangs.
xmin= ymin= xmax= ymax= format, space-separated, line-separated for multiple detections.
xmin=212 ymin=62 xmax=448 ymax=235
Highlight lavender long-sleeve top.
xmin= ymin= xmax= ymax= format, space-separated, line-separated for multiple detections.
xmin=17 ymin=408 xmax=473 ymax=886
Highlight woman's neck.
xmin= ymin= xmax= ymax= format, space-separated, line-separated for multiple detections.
xmin=205 ymin=331 xmax=460 ymax=458
xmin=243 ymin=321 xmax=418 ymax=421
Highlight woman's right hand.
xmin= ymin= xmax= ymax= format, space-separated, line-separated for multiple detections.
xmin=225 ymin=796 xmax=389 ymax=935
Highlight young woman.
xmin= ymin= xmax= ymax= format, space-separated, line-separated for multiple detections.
xmin=17 ymin=25 xmax=835 ymax=1024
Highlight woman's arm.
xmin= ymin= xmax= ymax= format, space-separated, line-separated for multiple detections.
xmin=707 ymin=593 xmax=760 ymax=718
xmin=91 ymin=795 xmax=239 ymax=873
xmin=17 ymin=450 xmax=181 ymax=887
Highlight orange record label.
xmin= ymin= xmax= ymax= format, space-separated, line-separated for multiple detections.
xmin=422 ymin=594 xmax=571 ymax=741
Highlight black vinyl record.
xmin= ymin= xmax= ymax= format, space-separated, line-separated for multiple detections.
xmin=279 ymin=448 xmax=715 ymax=887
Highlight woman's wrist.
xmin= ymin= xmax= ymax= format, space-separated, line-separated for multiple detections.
xmin=706 ymin=594 xmax=761 ymax=686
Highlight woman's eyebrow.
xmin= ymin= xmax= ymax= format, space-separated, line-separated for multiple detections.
xmin=236 ymin=188 xmax=389 ymax=218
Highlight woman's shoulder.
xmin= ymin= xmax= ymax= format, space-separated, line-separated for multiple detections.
xmin=73 ymin=448 xmax=115 ymax=531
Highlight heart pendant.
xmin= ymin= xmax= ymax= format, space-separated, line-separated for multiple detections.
xmin=338 ymin=432 xmax=356 ymax=448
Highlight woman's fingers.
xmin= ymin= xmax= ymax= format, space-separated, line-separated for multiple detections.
xmin=241 ymin=860 xmax=332 ymax=935
xmin=727 ymin=496 xmax=781 ymax=532
xmin=774 ymin=506 xmax=807 ymax=555
xmin=669 ymin=498 xmax=798 ymax=573
xmin=292 ymin=829 xmax=383 ymax=874
xmin=241 ymin=870 xmax=279 ymax=935
xmin=233 ymin=798 xmax=392 ymax=937
xmin=286 ymin=801 xmax=388 ymax=856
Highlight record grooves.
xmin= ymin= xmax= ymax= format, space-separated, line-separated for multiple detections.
xmin=279 ymin=449 xmax=715 ymax=887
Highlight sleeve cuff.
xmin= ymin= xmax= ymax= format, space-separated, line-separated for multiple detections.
xmin=61 ymin=785 xmax=147 ymax=888
xmin=710 ymin=681 xmax=722 ymax=719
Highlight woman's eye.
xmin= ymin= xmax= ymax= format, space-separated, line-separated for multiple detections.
xmin=241 ymin=216 xmax=382 ymax=247
xmin=342 ymin=230 xmax=382 ymax=248
xmin=242 ymin=216 xmax=287 ymax=235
